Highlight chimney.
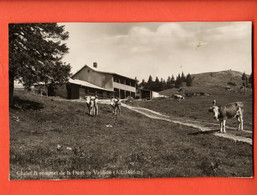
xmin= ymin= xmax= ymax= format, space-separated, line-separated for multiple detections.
xmin=93 ymin=62 xmax=97 ymax=68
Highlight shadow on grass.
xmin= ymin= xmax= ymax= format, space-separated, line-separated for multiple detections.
xmin=11 ymin=96 xmax=44 ymax=110
xmin=101 ymin=108 xmax=113 ymax=113
xmin=188 ymin=129 xmax=219 ymax=135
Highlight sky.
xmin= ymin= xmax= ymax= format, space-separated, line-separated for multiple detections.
xmin=60 ymin=22 xmax=252 ymax=81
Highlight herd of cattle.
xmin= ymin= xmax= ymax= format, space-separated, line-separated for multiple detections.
xmin=85 ymin=96 xmax=121 ymax=116
xmin=84 ymin=95 xmax=244 ymax=134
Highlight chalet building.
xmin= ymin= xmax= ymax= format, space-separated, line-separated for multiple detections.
xmin=137 ymin=88 xmax=163 ymax=100
xmin=33 ymin=63 xmax=165 ymax=100
xmin=50 ymin=62 xmax=137 ymax=99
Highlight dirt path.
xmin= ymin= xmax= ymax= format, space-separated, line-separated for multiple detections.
xmin=121 ymin=103 xmax=252 ymax=145
xmin=53 ymin=98 xmax=252 ymax=145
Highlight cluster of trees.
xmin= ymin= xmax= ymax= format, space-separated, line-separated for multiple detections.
xmin=138 ymin=72 xmax=194 ymax=92
xmin=174 ymin=72 xmax=194 ymax=88
xmin=242 ymin=72 xmax=253 ymax=87
xmin=9 ymin=23 xmax=71 ymax=106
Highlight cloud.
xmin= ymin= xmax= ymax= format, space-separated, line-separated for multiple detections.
xmin=62 ymin=22 xmax=252 ymax=81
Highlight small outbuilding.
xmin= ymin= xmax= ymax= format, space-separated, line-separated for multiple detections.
xmin=138 ymin=89 xmax=162 ymax=100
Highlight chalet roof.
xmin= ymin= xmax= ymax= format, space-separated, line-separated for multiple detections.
xmin=72 ymin=64 xmax=135 ymax=81
xmin=69 ymin=79 xmax=113 ymax=92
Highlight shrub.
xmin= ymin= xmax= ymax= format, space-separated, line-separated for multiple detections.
xmin=227 ymin=82 xmax=237 ymax=86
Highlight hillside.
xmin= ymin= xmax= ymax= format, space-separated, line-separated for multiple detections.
xmin=192 ymin=69 xmax=243 ymax=87
xmin=10 ymin=91 xmax=252 ymax=179
xmin=160 ymin=70 xmax=251 ymax=96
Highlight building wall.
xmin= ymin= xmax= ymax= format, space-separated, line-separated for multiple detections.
xmin=51 ymin=84 xmax=113 ymax=99
xmin=113 ymin=75 xmax=136 ymax=87
xmin=113 ymin=82 xmax=136 ymax=93
xmin=72 ymin=66 xmax=113 ymax=90
xmin=80 ymin=87 xmax=114 ymax=99
xmin=72 ymin=65 xmax=137 ymax=99
xmin=79 ymin=87 xmax=86 ymax=98
xmin=152 ymin=91 xmax=160 ymax=98
xmin=53 ymin=84 xmax=68 ymax=98
xmin=139 ymin=90 xmax=151 ymax=99
xmin=67 ymin=83 xmax=79 ymax=99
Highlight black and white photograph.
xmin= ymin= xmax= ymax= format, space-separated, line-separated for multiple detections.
xmin=9 ymin=22 xmax=253 ymax=180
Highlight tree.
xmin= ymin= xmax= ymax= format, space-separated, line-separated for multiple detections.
xmin=171 ymin=75 xmax=175 ymax=84
xmin=165 ymin=75 xmax=175 ymax=89
xmin=181 ymin=72 xmax=186 ymax=82
xmin=175 ymin=74 xmax=180 ymax=88
xmin=160 ymin=78 xmax=166 ymax=91
xmin=139 ymin=79 xmax=146 ymax=88
xmin=147 ymin=75 xmax=153 ymax=84
xmin=241 ymin=72 xmax=248 ymax=89
xmin=145 ymin=75 xmax=153 ymax=89
xmin=175 ymin=74 xmax=182 ymax=88
xmin=135 ymin=77 xmax=139 ymax=88
xmin=241 ymin=72 xmax=246 ymax=81
xmin=9 ymin=23 xmax=71 ymax=105
xmin=164 ymin=76 xmax=170 ymax=90
xmin=153 ymin=76 xmax=160 ymax=91
xmin=186 ymin=73 xmax=193 ymax=86
xmin=249 ymin=73 xmax=252 ymax=86
xmin=241 ymin=72 xmax=248 ymax=84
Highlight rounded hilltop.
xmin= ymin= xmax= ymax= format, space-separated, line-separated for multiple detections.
xmin=160 ymin=70 xmax=251 ymax=96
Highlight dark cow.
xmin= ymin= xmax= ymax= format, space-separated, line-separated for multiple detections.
xmin=209 ymin=100 xmax=243 ymax=133
xmin=110 ymin=98 xmax=121 ymax=115
xmin=174 ymin=94 xmax=185 ymax=102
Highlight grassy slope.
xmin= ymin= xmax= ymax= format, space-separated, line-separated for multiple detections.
xmin=154 ymin=70 xmax=253 ymax=136
xmin=129 ymin=92 xmax=252 ymax=133
xmin=161 ymin=70 xmax=250 ymax=96
xmin=192 ymin=70 xmax=244 ymax=87
xmin=10 ymin=91 xmax=252 ymax=180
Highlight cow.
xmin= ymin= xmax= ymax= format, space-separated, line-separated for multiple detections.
xmin=174 ymin=94 xmax=185 ymax=102
xmin=208 ymin=100 xmax=243 ymax=133
xmin=85 ymin=96 xmax=99 ymax=116
xmin=110 ymin=98 xmax=121 ymax=115
xmin=85 ymin=96 xmax=91 ymax=111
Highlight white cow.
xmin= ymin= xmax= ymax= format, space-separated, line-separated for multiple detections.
xmin=209 ymin=100 xmax=244 ymax=133
xmin=85 ymin=96 xmax=91 ymax=111
xmin=110 ymin=98 xmax=121 ymax=115
xmin=85 ymin=96 xmax=98 ymax=116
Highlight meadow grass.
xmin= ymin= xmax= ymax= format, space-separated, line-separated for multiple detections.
xmin=9 ymin=91 xmax=253 ymax=180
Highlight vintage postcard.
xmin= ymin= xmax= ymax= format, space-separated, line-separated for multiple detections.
xmin=9 ymin=22 xmax=253 ymax=180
